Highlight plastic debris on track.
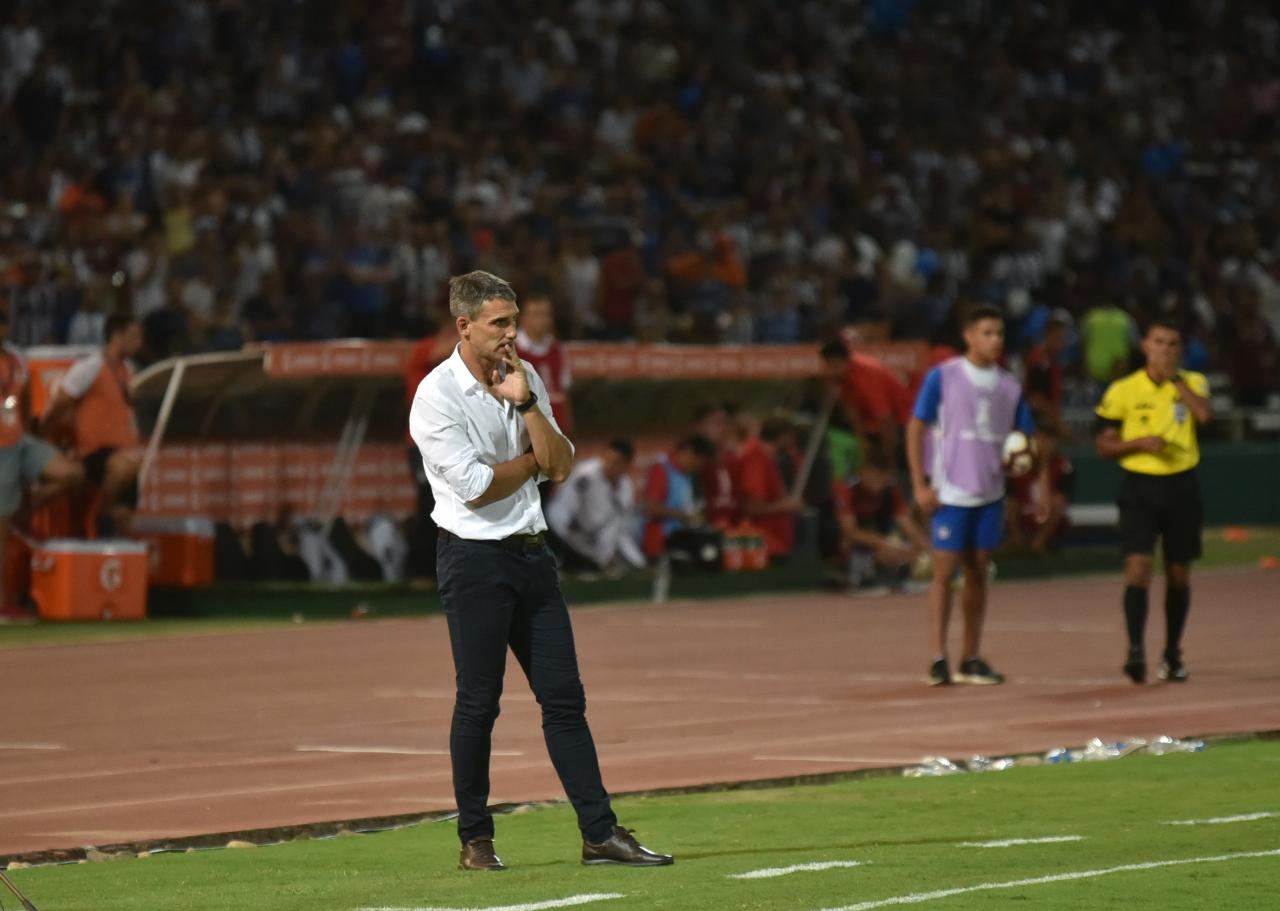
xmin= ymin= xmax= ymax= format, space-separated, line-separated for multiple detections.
xmin=902 ymin=735 xmax=1205 ymax=777
xmin=902 ymin=756 xmax=962 ymax=777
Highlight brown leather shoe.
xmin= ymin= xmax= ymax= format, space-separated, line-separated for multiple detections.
xmin=582 ymin=826 xmax=673 ymax=866
xmin=458 ymin=838 xmax=506 ymax=871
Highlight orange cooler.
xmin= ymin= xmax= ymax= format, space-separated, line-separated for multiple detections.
xmin=31 ymin=540 xmax=148 ymax=621
xmin=132 ymin=516 xmax=216 ymax=587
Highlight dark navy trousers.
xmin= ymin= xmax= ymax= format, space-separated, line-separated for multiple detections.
xmin=436 ymin=532 xmax=616 ymax=844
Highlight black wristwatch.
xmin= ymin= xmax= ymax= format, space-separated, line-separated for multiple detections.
xmin=515 ymin=391 xmax=538 ymax=414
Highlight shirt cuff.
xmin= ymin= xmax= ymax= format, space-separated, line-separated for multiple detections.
xmin=459 ymin=463 xmax=495 ymax=504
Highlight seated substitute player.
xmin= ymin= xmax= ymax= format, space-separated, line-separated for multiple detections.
xmin=44 ymin=314 xmax=144 ymax=537
xmin=1094 ymin=318 xmax=1212 ymax=684
xmin=0 ymin=304 xmax=84 ymax=617
xmin=546 ymin=438 xmax=646 ymax=575
xmin=832 ymin=444 xmax=929 ymax=592
xmin=907 ymin=305 xmax=1049 ymax=686
xmin=640 ymin=433 xmax=716 ymax=562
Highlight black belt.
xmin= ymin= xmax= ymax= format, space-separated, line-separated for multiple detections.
xmin=439 ymin=528 xmax=546 ymax=551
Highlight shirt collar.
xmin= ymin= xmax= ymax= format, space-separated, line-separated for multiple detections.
xmin=1139 ymin=369 xmax=1167 ymax=390
xmin=446 ymin=344 xmax=484 ymax=397
xmin=446 ymin=343 xmax=513 ymax=408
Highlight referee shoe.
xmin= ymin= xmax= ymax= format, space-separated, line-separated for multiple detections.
xmin=1158 ymin=654 xmax=1189 ymax=682
xmin=1123 ymin=647 xmax=1146 ymax=684
xmin=955 ymin=657 xmax=1004 ymax=685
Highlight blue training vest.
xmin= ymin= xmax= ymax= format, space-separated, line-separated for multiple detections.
xmin=655 ymin=455 xmax=694 ymax=538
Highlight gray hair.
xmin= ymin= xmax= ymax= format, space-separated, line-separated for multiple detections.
xmin=449 ymin=270 xmax=517 ymax=320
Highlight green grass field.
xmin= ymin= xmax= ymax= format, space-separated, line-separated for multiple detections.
xmin=3 ymin=526 xmax=1278 ymax=649
xmin=9 ymin=739 xmax=1279 ymax=911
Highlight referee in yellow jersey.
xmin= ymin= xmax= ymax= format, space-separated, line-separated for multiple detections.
xmin=1095 ymin=318 xmax=1213 ymax=684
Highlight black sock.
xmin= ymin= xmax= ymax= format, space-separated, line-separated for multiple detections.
xmin=1124 ymin=585 xmax=1148 ymax=652
xmin=1165 ymin=587 xmax=1190 ymax=660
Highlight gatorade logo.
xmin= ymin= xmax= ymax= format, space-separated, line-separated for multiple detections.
xmin=100 ymin=558 xmax=124 ymax=592
xmin=937 ymin=526 xmax=951 ymax=541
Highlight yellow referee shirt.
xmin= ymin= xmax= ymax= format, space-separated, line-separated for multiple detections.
xmin=1095 ymin=369 xmax=1208 ymax=475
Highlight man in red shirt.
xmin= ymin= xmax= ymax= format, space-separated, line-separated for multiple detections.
xmin=832 ymin=445 xmax=928 ymax=590
xmin=733 ymin=415 xmax=805 ymax=560
xmin=692 ymin=402 xmax=738 ymax=528
xmin=597 ymin=244 xmax=643 ymax=340
xmin=514 ymin=292 xmax=573 ymax=434
xmin=1007 ymin=440 xmax=1073 ymax=555
xmin=1023 ymin=311 xmax=1069 ymax=437
xmin=820 ymin=341 xmax=912 ymax=466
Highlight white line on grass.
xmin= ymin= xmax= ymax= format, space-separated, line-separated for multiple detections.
xmin=0 ymin=741 xmax=66 ymax=750
xmin=296 ymin=745 xmax=524 ymax=757
xmin=729 ymin=861 xmax=865 ymax=880
xmin=1164 ymin=811 xmax=1277 ymax=826
xmin=959 ymin=836 xmax=1084 ymax=848
xmin=815 ymin=848 xmax=1280 ymax=911
xmin=357 ymin=894 xmax=624 ymax=911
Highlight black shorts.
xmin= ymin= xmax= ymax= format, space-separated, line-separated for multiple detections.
xmin=83 ymin=447 xmax=115 ymax=487
xmin=83 ymin=447 xmax=140 ymax=508
xmin=1118 ymin=469 xmax=1202 ymax=563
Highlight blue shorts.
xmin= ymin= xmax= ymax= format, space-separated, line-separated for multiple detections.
xmin=932 ymin=500 xmax=1005 ymax=552
xmin=0 ymin=435 xmax=58 ymax=517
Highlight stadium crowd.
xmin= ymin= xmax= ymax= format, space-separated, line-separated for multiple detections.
xmin=2 ymin=0 xmax=1279 ymax=404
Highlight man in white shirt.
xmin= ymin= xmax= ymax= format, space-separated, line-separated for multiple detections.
xmin=409 ymin=271 xmax=672 ymax=872
xmin=546 ymin=439 xmax=645 ymax=574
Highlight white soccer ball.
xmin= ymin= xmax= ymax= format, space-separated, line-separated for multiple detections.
xmin=1002 ymin=430 xmax=1035 ymax=478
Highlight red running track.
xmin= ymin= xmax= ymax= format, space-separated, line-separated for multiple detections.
xmin=3 ymin=568 xmax=1278 ymax=858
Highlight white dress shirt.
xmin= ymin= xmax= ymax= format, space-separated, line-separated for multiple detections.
xmin=546 ymin=457 xmax=645 ymax=570
xmin=409 ymin=344 xmax=572 ymax=540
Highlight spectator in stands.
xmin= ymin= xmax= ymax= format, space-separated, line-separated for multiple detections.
xmin=832 ymin=444 xmax=929 ymax=593
xmin=560 ymin=231 xmax=602 ymax=340
xmin=1225 ymin=285 xmax=1277 ymax=408
xmin=1081 ymin=300 xmax=1136 ymax=387
xmin=1024 ymin=310 xmax=1071 ymax=438
xmin=640 ymin=433 xmax=716 ymax=563
xmin=203 ymin=294 xmax=248 ymax=351
xmin=344 ymin=226 xmax=394 ymax=338
xmin=819 ymin=340 xmax=912 ymax=467
xmin=0 ymin=0 xmax=1278 ymax=417
xmin=547 ymin=439 xmax=645 ymax=576
xmin=515 ymin=291 xmax=573 ymax=434
xmin=597 ymin=242 xmax=644 ymax=340
xmin=733 ymin=414 xmax=806 ymax=562
xmin=10 ymin=51 xmax=64 ymax=152
xmin=43 ymin=314 xmax=143 ymax=537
